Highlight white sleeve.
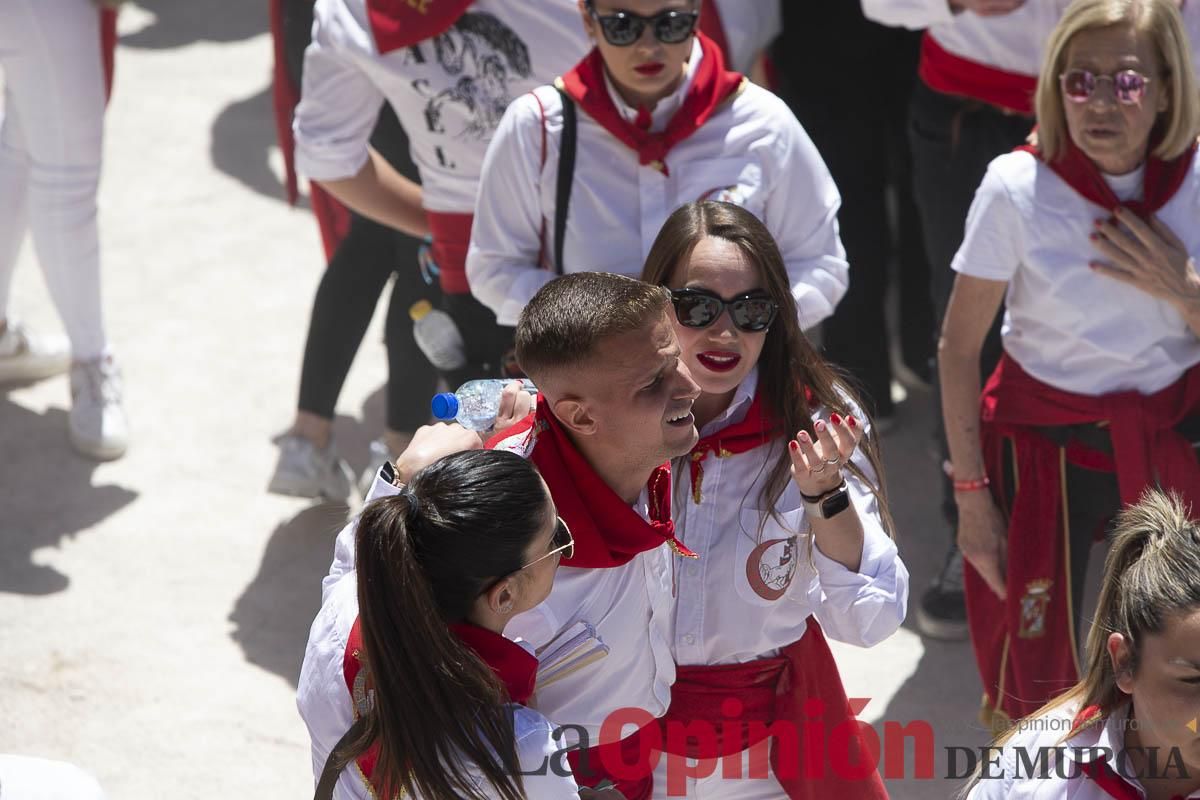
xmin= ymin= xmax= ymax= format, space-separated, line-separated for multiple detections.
xmin=512 ymin=709 xmax=582 ymax=800
xmin=323 ymin=469 xmax=403 ymax=602
xmin=761 ymin=101 xmax=849 ymax=328
xmin=810 ymin=443 xmax=910 ymax=648
xmin=293 ymin=4 xmax=385 ymax=182
xmin=712 ymin=0 xmax=783 ymax=74
xmin=467 ymin=90 xmax=556 ymax=327
xmin=951 ymin=159 xmax=1024 ymax=282
xmin=296 ymin=580 xmax=372 ymax=800
xmin=860 ymin=0 xmax=955 ymax=29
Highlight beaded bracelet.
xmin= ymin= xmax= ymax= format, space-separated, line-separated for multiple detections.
xmin=953 ymin=476 xmax=991 ymax=493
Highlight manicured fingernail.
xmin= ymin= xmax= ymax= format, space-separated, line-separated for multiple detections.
xmin=815 ymin=420 xmax=826 ymax=432
xmin=789 ymin=440 xmax=799 ymax=452
xmin=1089 ymin=232 xmax=1099 ymax=240
xmin=1094 ymin=218 xmax=1103 ymax=227
xmin=798 ymin=431 xmax=810 ymax=443
xmin=830 ymin=413 xmax=842 ymax=426
xmin=848 ymin=416 xmax=857 ymax=428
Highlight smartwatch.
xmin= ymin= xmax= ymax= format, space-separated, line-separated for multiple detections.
xmin=800 ymin=479 xmax=851 ymax=520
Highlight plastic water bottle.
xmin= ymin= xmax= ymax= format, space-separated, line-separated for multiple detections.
xmin=410 ymin=300 xmax=466 ymax=372
xmin=431 ymin=379 xmax=537 ymax=431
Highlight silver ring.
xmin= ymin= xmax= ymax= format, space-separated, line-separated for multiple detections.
xmin=824 ymin=456 xmax=841 ymax=466
xmin=810 ymin=462 xmax=827 ymax=473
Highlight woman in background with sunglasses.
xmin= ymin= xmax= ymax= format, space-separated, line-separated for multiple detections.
xmin=639 ymin=201 xmax=908 ymax=799
xmin=298 ymin=447 xmax=622 ymax=800
xmin=466 ymin=0 xmax=848 ymax=334
xmin=941 ymin=0 xmax=1200 ymax=729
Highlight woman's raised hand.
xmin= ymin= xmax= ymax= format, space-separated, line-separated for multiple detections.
xmin=1090 ymin=208 xmax=1200 ymax=311
xmin=787 ymin=413 xmax=862 ymax=498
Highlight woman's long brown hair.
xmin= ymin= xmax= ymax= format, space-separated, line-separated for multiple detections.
xmin=342 ymin=449 xmax=553 ymax=800
xmin=641 ymin=200 xmax=894 ymax=538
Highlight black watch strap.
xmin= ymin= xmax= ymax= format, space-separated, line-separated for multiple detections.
xmin=800 ymin=478 xmax=847 ymax=504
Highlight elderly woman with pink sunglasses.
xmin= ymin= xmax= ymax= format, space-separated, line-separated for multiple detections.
xmin=940 ymin=0 xmax=1200 ymax=730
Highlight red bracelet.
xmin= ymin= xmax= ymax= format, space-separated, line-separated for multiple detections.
xmin=953 ymin=475 xmax=991 ymax=493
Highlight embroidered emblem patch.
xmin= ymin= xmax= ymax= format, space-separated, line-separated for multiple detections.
xmin=1018 ymin=579 xmax=1053 ymax=639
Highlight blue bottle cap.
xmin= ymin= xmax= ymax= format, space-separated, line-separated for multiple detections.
xmin=431 ymin=392 xmax=459 ymax=420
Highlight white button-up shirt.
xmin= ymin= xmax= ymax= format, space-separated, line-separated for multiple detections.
xmin=967 ymin=701 xmax=1200 ymax=799
xmin=466 ymin=39 xmax=848 ymax=329
xmin=489 ymin=429 xmax=677 ymax=747
xmin=861 ymin=0 xmax=1069 ymax=77
xmin=301 ymin=478 xmax=582 ymax=800
xmin=670 ymin=368 xmax=909 ymax=666
xmin=953 ymin=151 xmax=1200 ymax=396
xmin=294 ymin=0 xmax=589 ymax=213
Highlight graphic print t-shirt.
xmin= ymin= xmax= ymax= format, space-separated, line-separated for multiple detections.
xmin=297 ymin=0 xmax=589 ymax=212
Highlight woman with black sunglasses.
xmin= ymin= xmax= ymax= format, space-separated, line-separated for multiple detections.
xmin=941 ymin=0 xmax=1200 ymax=729
xmin=297 ymin=447 xmax=625 ymax=800
xmin=466 ymin=0 xmax=847 ymax=334
xmin=639 ymin=201 xmax=907 ymax=799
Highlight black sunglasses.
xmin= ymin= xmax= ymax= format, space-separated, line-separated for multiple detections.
xmin=670 ymin=287 xmax=778 ymax=333
xmin=585 ymin=1 xmax=699 ymax=47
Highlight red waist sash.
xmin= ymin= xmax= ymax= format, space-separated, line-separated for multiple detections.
xmin=918 ymin=32 xmax=1036 ymax=116
xmin=658 ymin=617 xmax=886 ymax=799
xmin=981 ymin=353 xmax=1200 ymax=512
xmin=426 ymin=210 xmax=474 ymax=295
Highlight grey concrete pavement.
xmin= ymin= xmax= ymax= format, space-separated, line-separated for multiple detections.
xmin=0 ymin=3 xmax=1023 ymax=798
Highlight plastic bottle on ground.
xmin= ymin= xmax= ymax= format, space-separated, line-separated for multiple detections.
xmin=410 ymin=300 xmax=466 ymax=372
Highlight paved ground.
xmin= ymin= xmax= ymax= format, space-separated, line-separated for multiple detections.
xmin=0 ymin=3 xmax=1103 ymax=798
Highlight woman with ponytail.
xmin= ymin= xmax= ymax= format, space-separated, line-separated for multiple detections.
xmin=298 ymin=448 xmax=621 ymax=799
xmin=942 ymin=0 xmax=1200 ymax=728
xmin=638 ymin=201 xmax=908 ymax=798
xmin=966 ymin=488 xmax=1200 ymax=799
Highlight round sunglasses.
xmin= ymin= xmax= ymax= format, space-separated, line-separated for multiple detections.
xmin=669 ymin=288 xmax=778 ymax=333
xmin=585 ymin=1 xmax=699 ymax=47
xmin=1059 ymin=68 xmax=1153 ymax=105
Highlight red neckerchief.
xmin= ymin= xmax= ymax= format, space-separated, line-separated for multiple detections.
xmin=1017 ymin=132 xmax=1198 ymax=219
xmin=1068 ymin=705 xmax=1154 ymax=800
xmin=365 ymin=0 xmax=473 ymax=55
xmin=341 ymin=617 xmax=538 ymax=785
xmin=559 ymin=31 xmax=744 ymax=176
xmin=488 ymin=400 xmax=698 ymax=567
xmin=688 ymin=390 xmax=777 ymax=504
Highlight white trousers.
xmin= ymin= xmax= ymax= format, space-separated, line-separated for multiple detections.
xmin=650 ymin=747 xmax=788 ymax=799
xmin=0 ymin=0 xmax=107 ymax=360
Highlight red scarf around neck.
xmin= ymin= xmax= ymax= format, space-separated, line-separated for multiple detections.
xmin=1067 ymin=705 xmax=1160 ymax=800
xmin=488 ymin=400 xmax=698 ymax=568
xmin=688 ymin=390 xmax=777 ymax=504
xmin=559 ymin=31 xmax=744 ymax=176
xmin=366 ymin=0 xmax=473 ymax=55
xmin=1017 ymin=132 xmax=1197 ymax=219
xmin=342 ymin=617 xmax=538 ymax=784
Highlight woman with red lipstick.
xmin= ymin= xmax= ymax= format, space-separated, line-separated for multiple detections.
xmin=466 ymin=0 xmax=848 ymax=333
xmin=640 ymin=201 xmax=908 ymax=799
xmin=940 ymin=0 xmax=1200 ymax=729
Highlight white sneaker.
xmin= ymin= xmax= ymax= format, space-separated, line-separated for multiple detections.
xmin=268 ymin=433 xmax=354 ymax=501
xmin=68 ymin=356 xmax=129 ymax=460
xmin=0 ymin=321 xmax=70 ymax=384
